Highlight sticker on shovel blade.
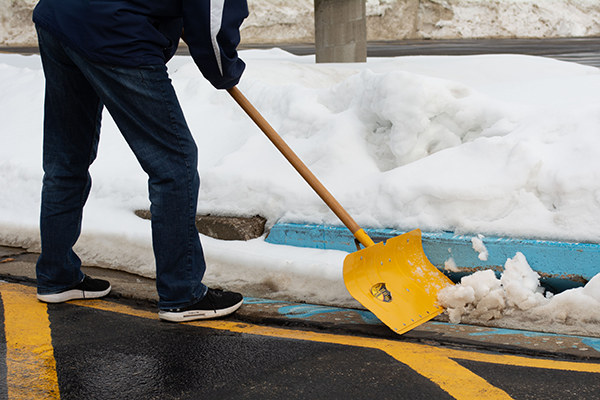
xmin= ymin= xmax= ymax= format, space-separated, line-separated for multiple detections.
xmin=371 ymin=283 xmax=392 ymax=303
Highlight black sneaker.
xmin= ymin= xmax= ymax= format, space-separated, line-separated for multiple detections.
xmin=37 ymin=275 xmax=111 ymax=303
xmin=158 ymin=288 xmax=244 ymax=322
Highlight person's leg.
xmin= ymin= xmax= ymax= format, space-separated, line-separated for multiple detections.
xmin=36 ymin=28 xmax=242 ymax=318
xmin=58 ymin=45 xmax=209 ymax=309
xmin=35 ymin=27 xmax=110 ymax=300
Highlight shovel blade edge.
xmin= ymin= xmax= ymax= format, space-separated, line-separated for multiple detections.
xmin=343 ymin=229 xmax=454 ymax=335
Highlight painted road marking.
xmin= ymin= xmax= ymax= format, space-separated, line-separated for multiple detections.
xmin=1 ymin=283 xmax=60 ymax=400
xmin=2 ymin=281 xmax=600 ymax=400
xmin=70 ymin=289 xmax=600 ymax=399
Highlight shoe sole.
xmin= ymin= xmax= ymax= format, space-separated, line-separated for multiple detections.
xmin=37 ymin=286 xmax=112 ymax=303
xmin=158 ymin=298 xmax=244 ymax=322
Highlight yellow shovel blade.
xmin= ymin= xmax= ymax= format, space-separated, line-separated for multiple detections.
xmin=343 ymin=229 xmax=454 ymax=335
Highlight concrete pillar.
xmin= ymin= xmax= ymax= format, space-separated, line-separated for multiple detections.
xmin=314 ymin=0 xmax=367 ymax=63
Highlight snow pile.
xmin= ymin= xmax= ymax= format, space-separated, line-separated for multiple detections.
xmin=439 ymin=253 xmax=600 ymax=336
xmin=1 ymin=49 xmax=600 ymax=335
xmin=191 ymin=53 xmax=600 ymax=244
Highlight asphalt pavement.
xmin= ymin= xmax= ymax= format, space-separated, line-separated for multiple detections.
xmin=2 ymin=38 xmax=600 ymax=398
xmin=1 ymin=245 xmax=600 ymax=399
xmin=1 ymin=244 xmax=599 ymax=360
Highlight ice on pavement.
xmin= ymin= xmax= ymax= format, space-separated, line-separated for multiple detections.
xmin=1 ymin=49 xmax=600 ymax=336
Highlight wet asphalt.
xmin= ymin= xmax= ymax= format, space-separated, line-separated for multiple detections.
xmin=44 ymin=301 xmax=452 ymax=400
xmin=1 ymin=244 xmax=600 ymax=399
xmin=1 ymin=38 xmax=600 ymax=398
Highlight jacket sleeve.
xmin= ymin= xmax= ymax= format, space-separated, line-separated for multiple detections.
xmin=182 ymin=0 xmax=248 ymax=90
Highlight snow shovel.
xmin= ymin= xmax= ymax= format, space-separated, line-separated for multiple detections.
xmin=227 ymin=86 xmax=454 ymax=335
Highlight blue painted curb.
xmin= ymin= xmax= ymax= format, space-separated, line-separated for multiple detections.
xmin=265 ymin=223 xmax=600 ymax=290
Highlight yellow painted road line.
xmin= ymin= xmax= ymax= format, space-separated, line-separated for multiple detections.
xmin=198 ymin=322 xmax=516 ymax=399
xmin=382 ymin=345 xmax=514 ymax=399
xmin=71 ymin=294 xmax=600 ymax=399
xmin=436 ymin=347 xmax=600 ymax=373
xmin=1 ymin=283 xmax=60 ymax=400
xmin=6 ymin=283 xmax=600 ymax=400
xmin=70 ymin=297 xmax=600 ymax=374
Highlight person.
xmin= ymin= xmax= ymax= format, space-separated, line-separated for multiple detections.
xmin=32 ymin=0 xmax=247 ymax=322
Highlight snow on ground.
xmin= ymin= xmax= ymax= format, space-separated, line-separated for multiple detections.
xmin=1 ymin=49 xmax=599 ymax=336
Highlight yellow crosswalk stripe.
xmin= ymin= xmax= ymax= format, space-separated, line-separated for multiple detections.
xmin=1 ymin=282 xmax=60 ymax=400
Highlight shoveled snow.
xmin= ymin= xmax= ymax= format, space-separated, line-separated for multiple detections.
xmin=439 ymin=253 xmax=600 ymax=336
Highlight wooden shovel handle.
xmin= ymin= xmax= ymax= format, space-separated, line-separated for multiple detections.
xmin=227 ymin=86 xmax=372 ymax=246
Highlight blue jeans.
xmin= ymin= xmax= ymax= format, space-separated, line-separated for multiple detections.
xmin=35 ymin=27 xmax=208 ymax=309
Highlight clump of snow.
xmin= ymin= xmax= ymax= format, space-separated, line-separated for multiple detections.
xmin=438 ymin=252 xmax=600 ymax=336
xmin=471 ymin=234 xmax=488 ymax=261
xmin=444 ymin=257 xmax=460 ymax=273
xmin=501 ymin=252 xmax=546 ymax=311
xmin=438 ymin=268 xmax=504 ymax=323
xmin=529 ymin=274 xmax=600 ymax=327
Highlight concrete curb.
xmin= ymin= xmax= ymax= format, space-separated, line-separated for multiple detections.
xmin=266 ymin=223 xmax=600 ymax=291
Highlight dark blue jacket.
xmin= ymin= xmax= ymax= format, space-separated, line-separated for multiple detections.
xmin=33 ymin=0 xmax=248 ymax=89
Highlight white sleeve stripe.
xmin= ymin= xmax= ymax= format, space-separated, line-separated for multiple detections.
xmin=210 ymin=0 xmax=225 ymax=76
